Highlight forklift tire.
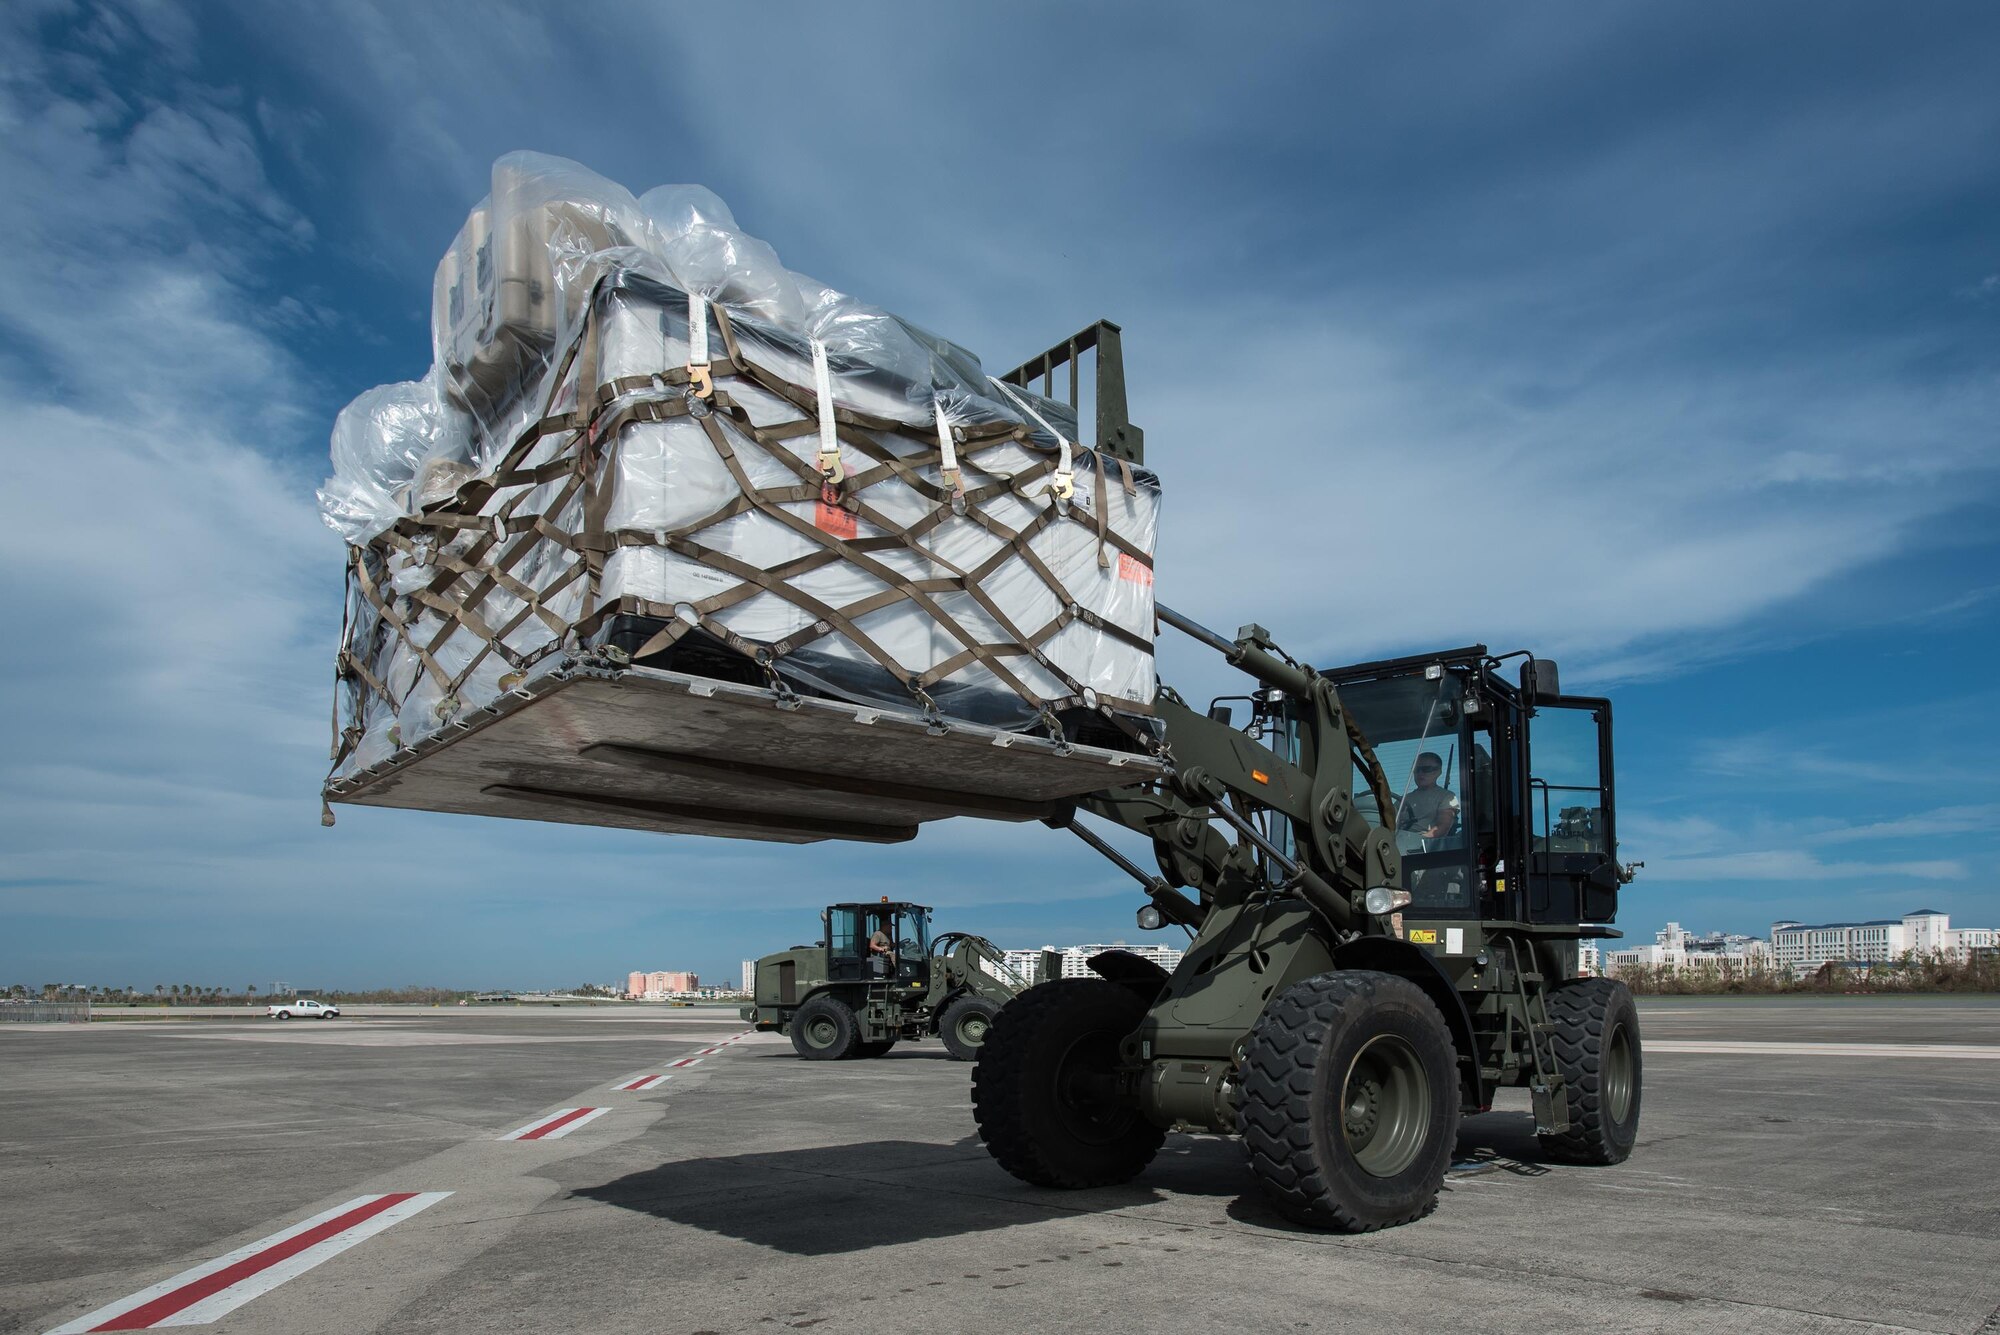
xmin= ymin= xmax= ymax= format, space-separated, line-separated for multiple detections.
xmin=939 ymin=995 xmax=1002 ymax=1061
xmin=971 ymin=979 xmax=1164 ymax=1188
xmin=790 ymin=994 xmax=859 ymax=1061
xmin=1239 ymin=971 xmax=1460 ymax=1232
xmin=1537 ymin=978 xmax=1641 ymax=1165
xmin=854 ymin=1040 xmax=897 ymax=1059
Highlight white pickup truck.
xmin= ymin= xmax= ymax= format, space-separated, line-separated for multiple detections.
xmin=266 ymin=998 xmax=340 ymax=1020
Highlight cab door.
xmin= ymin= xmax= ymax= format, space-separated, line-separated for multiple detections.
xmin=1525 ymin=697 xmax=1618 ymax=924
xmin=825 ymin=906 xmax=867 ymax=982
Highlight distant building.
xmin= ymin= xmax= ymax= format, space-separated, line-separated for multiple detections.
xmin=1771 ymin=909 xmax=1996 ymax=974
xmin=1003 ymin=943 xmax=1186 ymax=984
xmin=742 ymin=960 xmax=756 ymax=993
xmin=1001 ymin=949 xmax=1050 ymax=984
xmin=1577 ymin=941 xmax=1603 ymax=977
xmin=627 ymin=969 xmax=700 ymax=999
xmin=1607 ymin=922 xmax=1768 ymax=974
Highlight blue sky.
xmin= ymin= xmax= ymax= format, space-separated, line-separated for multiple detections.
xmin=2 ymin=1 xmax=1996 ymax=990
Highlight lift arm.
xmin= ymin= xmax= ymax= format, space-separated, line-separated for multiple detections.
xmin=1071 ymin=608 xmax=1406 ymax=939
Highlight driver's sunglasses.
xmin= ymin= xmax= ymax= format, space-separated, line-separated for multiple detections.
xmin=1415 ymin=764 xmax=1441 ymax=774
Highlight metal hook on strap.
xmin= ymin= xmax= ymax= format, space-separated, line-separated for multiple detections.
xmin=757 ymin=650 xmax=802 ymax=711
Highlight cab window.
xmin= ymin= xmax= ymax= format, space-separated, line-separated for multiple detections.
xmin=1530 ymin=706 xmax=1608 ymax=856
xmin=827 ymin=907 xmax=862 ymax=960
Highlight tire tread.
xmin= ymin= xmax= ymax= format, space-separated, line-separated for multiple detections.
xmin=1536 ymin=977 xmax=1640 ymax=1164
xmin=1238 ymin=971 xmax=1457 ymax=1232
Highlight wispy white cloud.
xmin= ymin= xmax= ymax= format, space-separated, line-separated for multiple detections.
xmin=1638 ymin=849 xmax=1966 ymax=883
xmin=1807 ymin=805 xmax=2000 ymax=845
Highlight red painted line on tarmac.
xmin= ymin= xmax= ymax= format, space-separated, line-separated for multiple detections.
xmin=45 ymin=1192 xmax=449 ymax=1332
xmin=499 ymin=1107 xmax=607 ymax=1141
xmin=99 ymin=1194 xmax=414 ymax=1329
xmin=616 ymin=1074 xmax=668 ymax=1091
xmin=517 ymin=1107 xmax=597 ymax=1140
xmin=668 ymin=1057 xmax=703 ymax=1069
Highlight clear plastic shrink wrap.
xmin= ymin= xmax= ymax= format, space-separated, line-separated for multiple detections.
xmin=322 ymin=152 xmax=1161 ymax=785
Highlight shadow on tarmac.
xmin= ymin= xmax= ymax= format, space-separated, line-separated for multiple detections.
xmin=575 ymin=1136 xmax=1186 ymax=1253
xmin=574 ymin=1114 xmax=1560 ymax=1250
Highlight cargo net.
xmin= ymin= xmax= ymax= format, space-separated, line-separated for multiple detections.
xmin=330 ymin=273 xmax=1161 ymax=782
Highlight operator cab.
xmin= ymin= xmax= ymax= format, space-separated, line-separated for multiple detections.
xmin=1266 ymin=648 xmax=1621 ymax=927
xmin=824 ymin=900 xmax=933 ymax=987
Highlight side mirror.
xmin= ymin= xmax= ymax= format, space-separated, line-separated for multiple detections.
xmin=1207 ymin=704 xmax=1234 ymax=726
xmin=1136 ymin=904 xmax=1166 ymax=931
xmin=1520 ymin=658 xmax=1562 ymax=702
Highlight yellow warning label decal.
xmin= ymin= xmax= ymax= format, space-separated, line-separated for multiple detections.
xmin=1408 ymin=929 xmax=1438 ymax=945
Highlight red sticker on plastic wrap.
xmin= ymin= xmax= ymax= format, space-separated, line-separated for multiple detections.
xmin=815 ymin=499 xmax=858 ymax=540
xmin=1117 ymin=553 xmax=1153 ymax=585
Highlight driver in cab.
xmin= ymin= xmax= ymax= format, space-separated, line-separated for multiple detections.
xmin=1396 ymin=751 xmax=1459 ymax=841
xmin=867 ymin=918 xmax=898 ymax=978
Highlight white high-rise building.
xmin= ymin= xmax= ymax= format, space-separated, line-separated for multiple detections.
xmin=1606 ymin=922 xmax=1768 ymax=973
xmin=1770 ymin=909 xmax=1995 ymax=973
xmin=741 ymin=960 xmax=756 ymax=993
xmin=1002 ymin=942 xmax=1186 ymax=984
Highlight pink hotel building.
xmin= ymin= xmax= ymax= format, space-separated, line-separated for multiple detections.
xmin=625 ymin=970 xmax=699 ymax=997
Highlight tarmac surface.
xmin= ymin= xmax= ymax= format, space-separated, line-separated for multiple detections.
xmin=4 ymin=998 xmax=1998 ymax=1334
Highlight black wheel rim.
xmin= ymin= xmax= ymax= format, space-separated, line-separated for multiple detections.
xmin=803 ymin=1015 xmax=840 ymax=1049
xmin=957 ymin=1011 xmax=990 ymax=1047
xmin=1604 ymin=1021 xmax=1636 ymax=1123
xmin=1339 ymin=1034 xmax=1431 ymax=1178
xmin=1053 ymin=1030 xmax=1137 ymax=1145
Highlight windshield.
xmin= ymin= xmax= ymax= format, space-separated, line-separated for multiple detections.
xmin=1336 ymin=673 xmax=1474 ymax=912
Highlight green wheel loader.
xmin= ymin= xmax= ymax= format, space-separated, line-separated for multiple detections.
xmin=970 ymin=327 xmax=1643 ymax=1232
xmin=743 ymin=901 xmax=1029 ymax=1061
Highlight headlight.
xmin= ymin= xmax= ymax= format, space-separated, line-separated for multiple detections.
xmin=1363 ymin=886 xmax=1413 ymax=916
xmin=1136 ymin=905 xmax=1165 ymax=931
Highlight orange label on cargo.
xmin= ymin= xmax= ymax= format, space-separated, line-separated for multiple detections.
xmin=1117 ymin=553 xmax=1153 ymax=585
xmin=815 ymin=500 xmax=858 ymax=541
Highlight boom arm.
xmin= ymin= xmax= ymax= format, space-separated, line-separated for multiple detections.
xmin=1071 ymin=608 xmax=1405 ymax=939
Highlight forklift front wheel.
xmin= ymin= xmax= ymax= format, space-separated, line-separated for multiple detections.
xmin=790 ymin=994 xmax=859 ymax=1061
xmin=939 ymin=995 xmax=1002 ymax=1061
xmin=971 ymin=979 xmax=1164 ymax=1188
xmin=1240 ymin=971 xmax=1460 ymax=1232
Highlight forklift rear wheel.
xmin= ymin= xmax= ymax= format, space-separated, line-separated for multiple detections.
xmin=939 ymin=995 xmax=1002 ymax=1061
xmin=790 ymin=994 xmax=859 ymax=1061
xmin=1240 ymin=971 xmax=1460 ymax=1232
xmin=971 ymin=979 xmax=1164 ymax=1188
xmin=854 ymin=1040 xmax=897 ymax=1059
xmin=1537 ymin=978 xmax=1641 ymax=1164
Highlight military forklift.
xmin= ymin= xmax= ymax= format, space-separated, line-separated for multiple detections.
xmin=969 ymin=326 xmax=1641 ymax=1231
xmin=743 ymin=900 xmax=1027 ymax=1060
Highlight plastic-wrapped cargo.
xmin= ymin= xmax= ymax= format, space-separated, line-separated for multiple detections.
xmin=320 ymin=153 xmax=1164 ymax=841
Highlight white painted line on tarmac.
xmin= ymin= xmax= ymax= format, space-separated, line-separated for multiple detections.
xmin=615 ymin=1074 xmax=669 ymax=1092
xmin=44 ymin=1192 xmax=449 ymax=1333
xmin=667 ymin=1057 xmax=703 ymax=1069
xmin=1647 ymin=1040 xmax=2000 ymax=1060
xmin=497 ymin=1107 xmax=610 ymax=1141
